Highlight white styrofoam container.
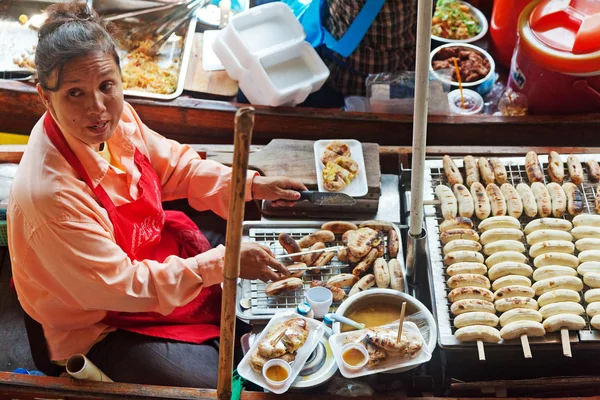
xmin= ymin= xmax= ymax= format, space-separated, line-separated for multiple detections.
xmin=213 ymin=2 xmax=330 ymax=107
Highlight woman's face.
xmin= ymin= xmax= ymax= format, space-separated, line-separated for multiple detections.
xmin=37 ymin=51 xmax=124 ymax=149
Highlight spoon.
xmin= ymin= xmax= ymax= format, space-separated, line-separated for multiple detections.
xmin=325 ymin=313 xmax=365 ymax=331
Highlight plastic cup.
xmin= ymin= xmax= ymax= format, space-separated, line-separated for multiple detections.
xmin=262 ymin=358 xmax=292 ymax=389
xmin=305 ymin=287 xmax=333 ymax=319
xmin=340 ymin=343 xmax=369 ymax=371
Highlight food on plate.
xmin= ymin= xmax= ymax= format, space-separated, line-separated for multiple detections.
xmin=453 ymin=184 xmax=474 ymax=218
xmin=524 ymin=218 xmax=573 ymax=235
xmin=516 ymin=183 xmax=538 ymax=217
xmin=431 ymin=0 xmax=482 ymax=40
xmin=500 ymin=183 xmax=523 ymax=218
xmin=546 ymin=182 xmax=567 ymax=218
xmin=547 ymin=151 xmax=565 ymax=183
xmin=250 ymin=318 xmax=309 ymax=373
xmin=442 ymin=155 xmax=463 ymax=186
xmin=486 ymin=183 xmax=507 ymax=216
xmin=343 ymin=326 xmax=424 ymax=366
xmin=440 ymin=216 xmax=473 ymax=232
xmin=373 ymin=258 xmax=390 ymax=288
xmin=301 ymin=242 xmax=326 ymax=266
xmin=120 ymin=38 xmax=179 ymax=94
xmin=352 ymin=248 xmax=379 ymax=276
xmin=463 ymin=155 xmax=480 ymax=187
xmin=490 ymin=158 xmax=507 ymax=184
xmin=321 ymin=149 xmax=342 ymax=165
xmin=349 ymin=274 xmax=376 ymax=296
xmin=432 ymin=46 xmax=491 ymax=83
xmin=343 ymin=227 xmax=380 ymax=258
xmin=587 ymin=160 xmax=600 ymax=183
xmin=278 ymin=232 xmax=302 ymax=262
xmin=444 ymin=239 xmax=482 ymax=255
xmin=298 ymin=230 xmax=335 ymax=248
xmin=567 ymin=155 xmax=584 ymax=185
xmin=562 ymin=182 xmax=584 ymax=215
xmin=387 ymin=229 xmax=399 ymax=258
xmin=446 ymin=262 xmax=487 ymax=276
xmin=530 ymin=182 xmax=551 ymax=218
xmin=310 ymin=280 xmax=346 ymax=301
xmin=478 ymin=216 xmax=520 ymax=232
xmin=321 ymin=221 xmax=358 ymax=233
xmin=435 ymin=185 xmax=458 ymax=219
xmin=335 ymin=156 xmax=359 ymax=175
xmin=388 ymin=259 xmax=405 ymax=291
xmin=483 ymin=240 xmax=524 ymax=256
xmin=525 ymin=151 xmax=544 ymax=183
xmin=470 ymin=182 xmax=491 ymax=220
xmin=322 ymin=162 xmax=354 ymax=192
xmin=265 ymin=277 xmax=304 ymax=296
xmin=326 ymin=140 xmax=351 ymax=158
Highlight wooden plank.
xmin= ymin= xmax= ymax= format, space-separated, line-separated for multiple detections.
xmin=1 ymin=81 xmax=599 ymax=146
xmin=183 ymin=32 xmax=239 ymax=99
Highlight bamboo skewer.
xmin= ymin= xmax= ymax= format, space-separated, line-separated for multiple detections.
xmin=476 ymin=340 xmax=486 ymax=361
xmin=521 ymin=335 xmax=532 ymax=358
xmin=270 ymin=329 xmax=287 ymax=347
xmin=561 ymin=329 xmax=572 ymax=357
xmin=275 ymin=245 xmax=345 ymax=259
xmin=217 ymin=107 xmax=254 ymax=400
xmin=396 ymin=302 xmax=407 ymax=343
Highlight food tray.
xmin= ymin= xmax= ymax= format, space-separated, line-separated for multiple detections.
xmin=236 ymin=220 xmax=408 ymax=321
xmin=237 ymin=311 xmax=325 ymax=394
xmin=329 ymin=320 xmax=431 ymax=379
xmin=423 ymin=154 xmax=600 ymax=349
xmin=314 ymin=139 xmax=368 ymax=197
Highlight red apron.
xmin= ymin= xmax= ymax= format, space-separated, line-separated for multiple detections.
xmin=44 ymin=113 xmax=222 ymax=344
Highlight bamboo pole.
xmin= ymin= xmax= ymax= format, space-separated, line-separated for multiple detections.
xmin=217 ymin=107 xmax=255 ymax=400
xmin=408 ymin=0 xmax=434 ymax=237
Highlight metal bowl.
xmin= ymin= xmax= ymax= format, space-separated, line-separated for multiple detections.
xmin=332 ymin=288 xmax=437 ymax=374
xmin=430 ymin=0 xmax=488 ymax=46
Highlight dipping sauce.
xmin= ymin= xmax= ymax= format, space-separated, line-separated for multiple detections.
xmin=454 ymin=96 xmax=478 ymax=110
xmin=342 ymin=347 xmax=367 ymax=366
xmin=341 ymin=303 xmax=403 ymax=332
xmin=265 ymin=364 xmax=289 ymax=382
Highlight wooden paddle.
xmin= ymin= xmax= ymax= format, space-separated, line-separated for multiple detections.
xmin=217 ymin=107 xmax=255 ymax=400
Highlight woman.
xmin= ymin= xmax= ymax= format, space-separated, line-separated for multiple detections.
xmin=8 ymin=2 xmax=306 ymax=388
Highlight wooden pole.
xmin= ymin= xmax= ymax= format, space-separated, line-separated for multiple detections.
xmin=217 ymin=107 xmax=255 ymax=400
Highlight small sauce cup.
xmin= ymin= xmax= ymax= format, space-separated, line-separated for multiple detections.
xmin=341 ymin=343 xmax=369 ymax=371
xmin=262 ymin=359 xmax=292 ymax=389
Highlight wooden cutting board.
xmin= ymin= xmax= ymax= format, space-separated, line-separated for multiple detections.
xmin=183 ymin=32 xmax=239 ymax=98
xmin=209 ymin=139 xmax=381 ymax=196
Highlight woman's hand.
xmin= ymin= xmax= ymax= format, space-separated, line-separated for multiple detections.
xmin=251 ymin=176 xmax=308 ymax=207
xmin=239 ymin=242 xmax=290 ymax=283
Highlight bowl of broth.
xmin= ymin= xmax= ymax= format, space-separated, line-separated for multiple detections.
xmin=262 ymin=359 xmax=292 ymax=389
xmin=332 ymin=288 xmax=437 ymax=374
xmin=340 ymin=343 xmax=369 ymax=371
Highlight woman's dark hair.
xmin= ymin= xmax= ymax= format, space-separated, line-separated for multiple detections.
xmin=36 ymin=1 xmax=120 ymax=91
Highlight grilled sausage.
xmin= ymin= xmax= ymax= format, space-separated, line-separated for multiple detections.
xmin=485 ymin=251 xmax=528 ymax=268
xmin=567 ymin=154 xmax=584 ymax=185
xmin=575 ymin=238 xmax=600 ymax=252
xmin=490 ymin=157 xmax=507 ymax=184
xmin=470 ymin=182 xmax=491 ymax=220
xmin=516 ymin=183 xmax=538 ymax=217
xmin=525 ymin=151 xmax=543 ymax=183
xmin=531 ymin=182 xmax=552 ymax=217
xmin=486 ymin=183 xmax=507 ymax=216
xmin=463 ymin=155 xmax=480 ymax=187
xmin=547 ymin=151 xmax=565 ymax=183
xmin=562 ymin=182 xmax=584 ymax=215
xmin=479 ymin=157 xmax=495 ymax=185
xmin=443 ymin=155 xmax=463 ymax=186
xmin=453 ymin=184 xmax=474 ymax=218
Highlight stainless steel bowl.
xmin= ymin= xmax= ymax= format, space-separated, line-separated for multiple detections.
xmin=332 ymin=288 xmax=437 ymax=374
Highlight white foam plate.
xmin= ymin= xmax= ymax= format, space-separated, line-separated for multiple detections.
xmin=314 ymin=139 xmax=368 ymax=197
xmin=328 ymin=321 xmax=431 ymax=379
xmin=237 ymin=311 xmax=325 ymax=394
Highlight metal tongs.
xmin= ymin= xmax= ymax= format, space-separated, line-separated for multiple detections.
xmin=127 ymin=0 xmax=210 ymax=56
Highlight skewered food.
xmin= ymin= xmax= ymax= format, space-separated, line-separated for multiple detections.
xmin=533 ymin=266 xmax=577 ymax=282
xmin=543 ymin=314 xmax=586 ymax=332
xmin=359 ymin=220 xmax=395 ymax=232
xmin=485 ymin=251 xmax=527 ymax=268
xmin=301 ymin=242 xmax=326 ymax=266
xmin=539 ymin=302 xmax=584 ymax=319
xmin=343 ymin=228 xmax=380 ymax=258
xmin=479 ymin=157 xmax=495 ymax=186
xmin=492 ymin=275 xmax=532 ymax=291
xmin=499 ymin=320 xmax=545 ymax=340
xmin=454 ymin=312 xmax=499 ymax=328
xmin=310 ymin=280 xmax=346 ymax=301
xmin=443 ymin=155 xmax=463 ymax=186
xmin=576 ymin=238 xmax=600 ymax=251
xmin=499 ymin=309 xmax=543 ymax=327
xmin=440 ymin=217 xmax=473 ymax=232
xmin=387 ymin=229 xmax=399 ymax=258
xmin=444 ymin=239 xmax=482 ymax=255
xmin=373 ymin=258 xmax=390 ymax=288
xmin=298 ymin=230 xmax=336 ymax=248
xmin=587 ymin=160 xmax=600 ymax=182
xmin=531 ymin=276 xmax=583 ymax=296
xmin=483 ymin=240 xmax=525 ymax=256
xmin=454 ymin=184 xmax=475 ymax=218
xmin=327 ymin=273 xmax=358 ymax=288
xmin=388 ymin=259 xmax=405 ymax=291
xmin=444 ymin=250 xmax=485 ymax=266
xmin=495 ymin=297 xmax=538 ymax=312
xmin=578 ymin=262 xmax=600 ymax=275
xmin=525 ymin=151 xmax=543 ymax=183
xmin=448 ymin=287 xmax=493 ymax=303
xmin=480 ymin=228 xmax=523 ymax=245
xmin=529 ymin=240 xmax=574 ymax=258
xmin=464 ymin=155 xmax=480 ymax=187
xmin=500 ymin=183 xmax=523 ymax=218
xmin=454 ymin=326 xmax=501 ymax=343
xmin=470 ymin=182 xmax=491 ymax=219
xmin=440 ymin=228 xmax=479 ymax=244
xmin=349 ymin=274 xmax=376 ymax=296
xmin=546 ymin=182 xmax=567 ymax=218
xmin=527 ymin=229 xmax=573 ymax=245
xmin=562 ymin=182 xmax=584 ymax=215
xmin=578 ymin=250 xmax=600 ymax=263
xmin=567 ymin=155 xmax=584 ymax=185
xmin=352 ymin=248 xmax=379 ymax=276
xmin=478 ymin=216 xmax=520 ymax=232
xmin=487 ymin=262 xmax=533 ymax=281
xmin=451 ymin=299 xmax=495 ymax=315
xmin=447 ymin=262 xmax=487 ymax=276
xmin=524 ymin=218 xmax=573 ymax=235
xmin=584 ymin=272 xmax=600 ymax=288
xmin=278 ymin=232 xmax=302 ymax=262
xmin=547 ymin=151 xmax=565 ymax=183
xmin=490 ymin=158 xmax=507 ymax=184
xmin=516 ymin=183 xmax=538 ymax=217
xmin=531 ymin=182 xmax=552 ymax=218
xmin=435 ymin=185 xmax=458 ymax=219
xmin=573 ymin=214 xmax=600 ymax=227
xmin=321 ymin=221 xmax=358 ymax=233
xmin=537 ymin=289 xmax=580 ymax=307
xmin=571 ymin=226 xmax=600 ymax=240
xmin=493 ymin=285 xmax=535 ymax=300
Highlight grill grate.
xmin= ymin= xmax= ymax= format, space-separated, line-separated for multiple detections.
xmin=241 ymin=224 xmax=405 ymax=317
xmin=424 ymin=154 xmax=600 ymax=347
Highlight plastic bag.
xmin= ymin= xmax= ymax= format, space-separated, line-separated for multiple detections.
xmin=366 ymin=72 xmax=450 ymax=115
xmin=0 ymin=163 xmax=18 ymax=179
xmin=326 ymin=376 xmax=375 ymax=397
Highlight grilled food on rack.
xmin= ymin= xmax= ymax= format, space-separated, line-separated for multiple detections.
xmin=440 ymin=217 xmax=473 ymax=232
xmin=532 ymin=276 xmax=583 ymax=296
xmin=487 ymin=262 xmax=532 ymax=281
xmin=454 ymin=325 xmax=501 ymax=343
xmin=349 ymin=274 xmax=376 ymax=296
xmin=250 ymin=318 xmax=309 ymax=373
xmin=579 ymin=250 xmax=600 ymax=263
xmin=343 ymin=227 xmax=380 ymax=258
xmin=500 ymin=183 xmax=523 ymax=218
xmin=486 ymin=183 xmax=507 ymax=216
xmin=443 ymin=155 xmax=463 ymax=186
xmin=478 ymin=216 xmax=520 ymax=232
xmin=450 ymin=299 xmax=495 ymax=315
xmin=567 ymin=155 xmax=584 ymax=185
xmin=277 ymin=263 xmax=307 ymax=280
xmin=484 ymin=251 xmax=527 ymax=268
xmin=298 ymin=230 xmax=336 ymax=248
xmin=524 ymin=218 xmax=573 ymax=235
xmin=490 ymin=158 xmax=507 ymax=184
xmin=448 ymin=287 xmax=493 ymax=303
xmin=321 ymin=221 xmax=358 ymax=234
xmin=483 ymin=240 xmax=525 ymax=256
xmin=573 ymin=214 xmax=600 ymax=227
xmin=525 ymin=151 xmax=544 ymax=183
xmin=454 ymin=312 xmax=499 ymax=328
xmin=587 ymin=160 xmax=600 ymax=183
xmin=447 ymin=273 xmax=491 ymax=289
xmin=447 ymin=262 xmax=487 ymax=276
xmin=531 ymin=182 xmax=552 ymax=218
xmin=444 ymin=251 xmax=485 ymax=266
xmin=533 ymin=252 xmax=579 ymax=268
xmin=562 ymin=182 xmax=584 ymax=215
xmin=548 ymin=151 xmax=565 ymax=183
xmin=373 ymin=258 xmax=391 ymax=288
xmin=336 ymin=247 xmax=361 ymax=263
xmin=470 ymin=182 xmax=491 ymax=220
xmin=576 ymin=238 xmax=600 ymax=251
xmin=265 ymin=277 xmax=304 ymax=296
xmin=571 ymin=226 xmax=600 ymax=240
xmin=278 ymin=233 xmax=302 ymax=262
xmin=546 ymin=182 xmax=567 ymax=218
xmin=478 ymin=157 xmax=495 ymax=186
xmin=479 ymin=228 xmax=523 ymax=245
xmin=389 ymin=259 xmax=405 ymax=291
xmin=440 ymin=228 xmax=479 ymax=244
xmin=301 ymin=242 xmax=326 ymax=266
xmin=527 ymin=229 xmax=573 ymax=245
xmin=387 ymin=229 xmax=399 ymax=258
xmin=499 ymin=320 xmax=545 ymax=340
xmin=444 ymin=239 xmax=482 ymax=255
xmin=310 ymin=280 xmax=346 ymax=301
xmin=499 ymin=308 xmax=542 ymax=327
xmin=493 ymin=285 xmax=535 ymax=300
xmin=327 ymin=273 xmax=359 ymax=288
xmin=533 ymin=266 xmax=577 ymax=282
xmin=543 ymin=314 xmax=586 ymax=332
xmin=464 ymin=155 xmax=480 ymax=187
xmin=529 ymin=240 xmax=574 ymax=258
xmin=360 ymin=220 xmax=395 ymax=232
xmin=435 ymin=185 xmax=458 ymax=220
xmin=578 ymin=262 xmax=600 ymax=275
xmin=516 ymin=183 xmax=538 ymax=217
xmin=492 ymin=275 xmax=532 ymax=291
xmin=352 ymin=248 xmax=379 ymax=276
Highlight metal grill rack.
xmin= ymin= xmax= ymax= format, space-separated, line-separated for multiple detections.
xmin=423 ymin=154 xmax=600 ymax=349
xmin=236 ymin=221 xmax=407 ymax=321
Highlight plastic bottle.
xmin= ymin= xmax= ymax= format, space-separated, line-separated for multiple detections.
xmin=490 ymin=0 xmax=532 ymax=68
xmin=296 ymin=301 xmax=314 ymax=318
xmin=322 ymin=314 xmax=334 ymax=335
